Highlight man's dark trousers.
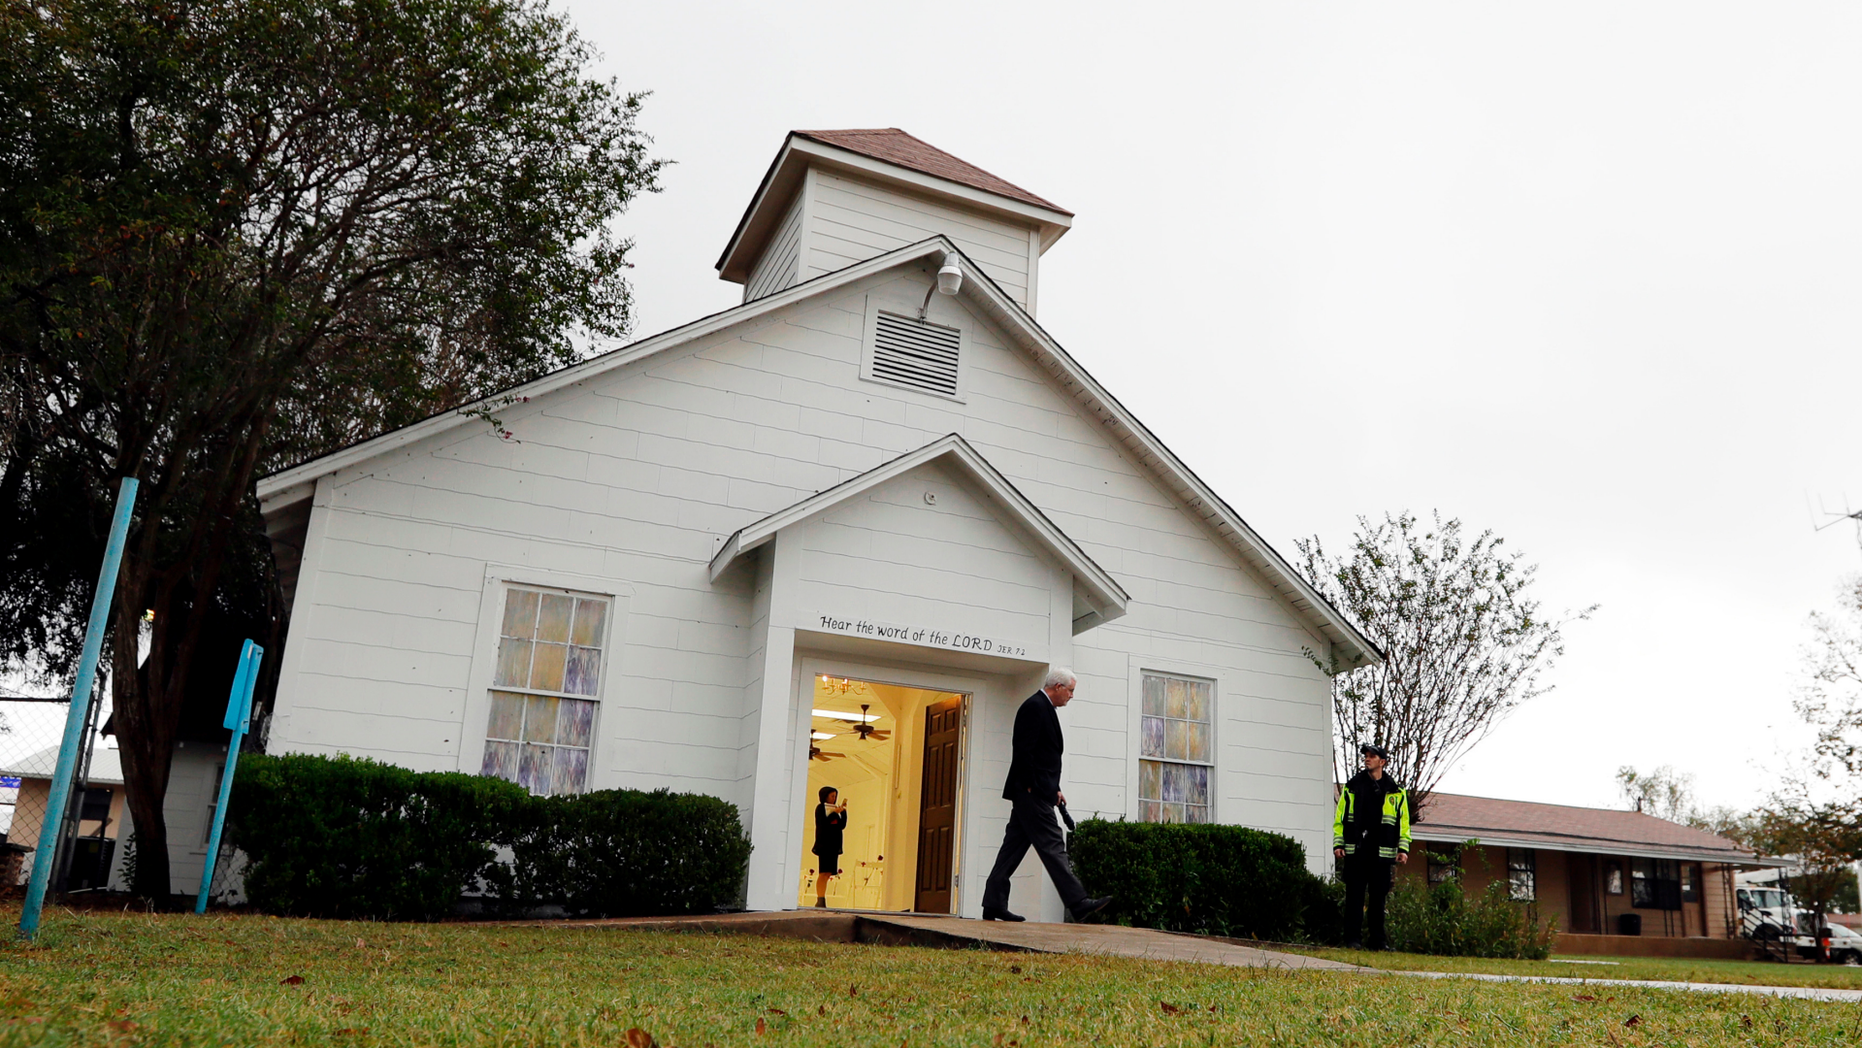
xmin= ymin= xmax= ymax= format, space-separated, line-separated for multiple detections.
xmin=981 ymin=793 xmax=1088 ymax=914
xmin=1341 ymin=854 xmax=1394 ymax=948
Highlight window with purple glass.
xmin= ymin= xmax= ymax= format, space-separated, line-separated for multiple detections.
xmin=1138 ymin=672 xmax=1214 ymax=824
xmin=479 ymin=587 xmax=606 ymax=796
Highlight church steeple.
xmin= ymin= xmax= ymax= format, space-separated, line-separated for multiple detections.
xmin=716 ymin=129 xmax=1072 ymax=315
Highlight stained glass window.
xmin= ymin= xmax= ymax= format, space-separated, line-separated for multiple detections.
xmin=1138 ymin=673 xmax=1213 ymax=823
xmin=481 ymin=587 xmax=606 ymax=795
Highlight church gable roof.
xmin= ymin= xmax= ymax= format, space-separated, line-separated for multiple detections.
xmin=709 ymin=433 xmax=1129 ymax=634
xmin=791 ymin=129 xmax=1069 ymax=214
xmin=257 ymin=236 xmax=1380 ymax=668
xmin=716 ymin=130 xmax=1072 ymax=285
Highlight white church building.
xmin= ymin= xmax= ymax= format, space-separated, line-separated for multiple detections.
xmin=254 ymin=129 xmax=1380 ymax=921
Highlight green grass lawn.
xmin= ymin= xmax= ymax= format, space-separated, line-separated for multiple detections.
xmin=1 ymin=905 xmax=1858 ymax=1047
xmin=1291 ymin=944 xmax=1862 ymax=990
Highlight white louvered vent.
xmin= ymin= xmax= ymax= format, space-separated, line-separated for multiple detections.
xmin=872 ymin=311 xmax=961 ymax=397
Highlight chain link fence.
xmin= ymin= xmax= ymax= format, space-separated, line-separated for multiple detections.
xmin=0 ymin=688 xmax=131 ymax=898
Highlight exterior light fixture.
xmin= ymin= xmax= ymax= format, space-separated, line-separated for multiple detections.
xmin=919 ymin=251 xmax=963 ymax=319
xmin=936 ymin=251 xmax=963 ymax=295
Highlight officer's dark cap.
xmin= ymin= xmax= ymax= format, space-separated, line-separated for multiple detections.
xmin=1359 ymin=743 xmax=1390 ymax=760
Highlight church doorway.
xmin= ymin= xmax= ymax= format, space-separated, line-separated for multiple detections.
xmin=797 ymin=674 xmax=967 ymax=912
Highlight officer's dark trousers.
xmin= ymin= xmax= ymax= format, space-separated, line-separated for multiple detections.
xmin=1341 ymin=854 xmax=1394 ymax=948
xmin=982 ymin=795 xmax=1087 ymax=913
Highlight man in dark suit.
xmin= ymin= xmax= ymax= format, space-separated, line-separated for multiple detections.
xmin=980 ymin=668 xmax=1112 ymax=922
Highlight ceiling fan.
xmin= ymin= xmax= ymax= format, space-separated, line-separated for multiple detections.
xmin=809 ymin=744 xmax=845 ymax=762
xmin=852 ymin=704 xmax=891 ymax=742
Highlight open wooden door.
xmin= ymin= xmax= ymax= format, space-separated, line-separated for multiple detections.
xmin=914 ymin=696 xmax=962 ymax=913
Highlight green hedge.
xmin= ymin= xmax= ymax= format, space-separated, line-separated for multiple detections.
xmin=1070 ymin=819 xmax=1327 ymax=940
xmin=230 ymin=754 xmax=750 ymax=921
xmin=499 ymin=787 xmax=754 ymax=918
xmin=1385 ymin=846 xmax=1558 ymax=958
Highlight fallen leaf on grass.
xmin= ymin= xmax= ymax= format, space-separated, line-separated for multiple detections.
xmin=625 ymin=1028 xmax=657 ymax=1048
xmin=1572 ymin=994 xmax=1596 ymax=1002
xmin=280 ymin=975 xmax=305 ymax=986
xmin=1008 ymin=965 xmax=1021 ymax=974
xmin=1741 ymin=1015 xmax=1753 ymax=1029
xmin=1020 ymin=1015 xmax=1029 ymax=1025
xmin=848 ymin=984 xmax=858 ymax=997
xmin=754 ymin=1016 xmax=767 ymax=1036
xmin=1623 ymin=1015 xmax=1642 ymax=1028
xmin=107 ymin=1021 xmax=138 ymax=1033
xmin=333 ymin=1028 xmax=369 ymax=1037
xmin=1159 ymin=1002 xmax=1183 ymax=1015
xmin=766 ymin=1007 xmax=786 ymax=1016
xmin=817 ymin=1005 xmax=826 ymax=1016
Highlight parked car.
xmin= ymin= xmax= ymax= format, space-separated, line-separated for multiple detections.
xmin=1819 ymin=922 xmax=1862 ymax=965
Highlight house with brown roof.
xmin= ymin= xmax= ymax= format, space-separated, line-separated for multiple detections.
xmin=1405 ymin=792 xmax=1781 ymax=957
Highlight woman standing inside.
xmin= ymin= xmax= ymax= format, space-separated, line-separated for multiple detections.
xmin=812 ymin=786 xmax=847 ymax=907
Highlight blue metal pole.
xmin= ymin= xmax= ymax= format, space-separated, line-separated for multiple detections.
xmin=196 ymin=640 xmax=262 ymax=914
xmin=20 ymin=477 xmax=138 ymax=939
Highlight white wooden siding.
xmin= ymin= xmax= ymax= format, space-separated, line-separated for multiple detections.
xmin=801 ymin=173 xmax=1035 ymax=308
xmin=744 ymin=191 xmax=805 ymax=302
xmin=785 ymin=461 xmax=1055 ymax=653
xmin=269 ymin=264 xmax=1338 ymax=870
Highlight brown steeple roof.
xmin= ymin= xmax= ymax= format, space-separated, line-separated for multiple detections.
xmin=792 ymin=129 xmax=1071 ymax=215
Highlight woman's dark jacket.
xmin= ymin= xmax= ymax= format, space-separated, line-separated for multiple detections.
xmin=812 ymin=803 xmax=846 ymax=863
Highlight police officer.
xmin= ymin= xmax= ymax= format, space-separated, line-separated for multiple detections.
xmin=1332 ymin=742 xmax=1411 ymax=950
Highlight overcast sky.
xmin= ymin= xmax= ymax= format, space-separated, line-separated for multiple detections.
xmin=556 ymin=1 xmax=1862 ymax=813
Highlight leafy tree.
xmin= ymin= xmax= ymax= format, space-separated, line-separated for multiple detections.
xmin=1297 ymin=512 xmax=1594 ymax=810
xmin=1614 ymin=764 xmax=1697 ymax=822
xmin=0 ymin=0 xmax=661 ymax=898
xmin=1797 ymin=577 xmax=1862 ymax=780
xmin=1613 ymin=764 xmax=1757 ymax=842
xmin=1747 ymin=796 xmax=1862 ymax=942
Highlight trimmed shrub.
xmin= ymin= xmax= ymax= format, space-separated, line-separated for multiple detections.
xmin=501 ymin=788 xmax=753 ymax=917
xmin=230 ymin=754 xmax=529 ymax=920
xmin=1071 ymin=819 xmax=1327 ymax=940
xmin=1295 ymin=872 xmax=1348 ymax=946
xmin=1385 ymin=875 xmax=1559 ymax=959
xmin=230 ymin=754 xmax=750 ymax=921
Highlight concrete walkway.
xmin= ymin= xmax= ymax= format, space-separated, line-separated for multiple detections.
xmin=538 ymin=910 xmax=1862 ymax=1001
xmin=550 ymin=909 xmax=1360 ymax=971
xmin=1395 ymin=968 xmax=1862 ymax=1003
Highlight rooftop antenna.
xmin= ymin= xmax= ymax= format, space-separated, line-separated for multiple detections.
xmin=1809 ymin=495 xmax=1862 ymax=550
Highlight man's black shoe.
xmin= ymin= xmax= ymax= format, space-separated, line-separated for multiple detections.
xmin=981 ymin=907 xmax=1025 ymax=922
xmin=1070 ymin=896 xmax=1113 ymax=922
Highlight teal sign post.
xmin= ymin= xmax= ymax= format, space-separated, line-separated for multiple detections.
xmin=195 ymin=639 xmax=263 ymax=914
xmin=19 ymin=477 xmax=138 ymax=940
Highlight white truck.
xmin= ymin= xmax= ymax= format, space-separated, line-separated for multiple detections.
xmin=1734 ymin=880 xmax=1862 ymax=964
